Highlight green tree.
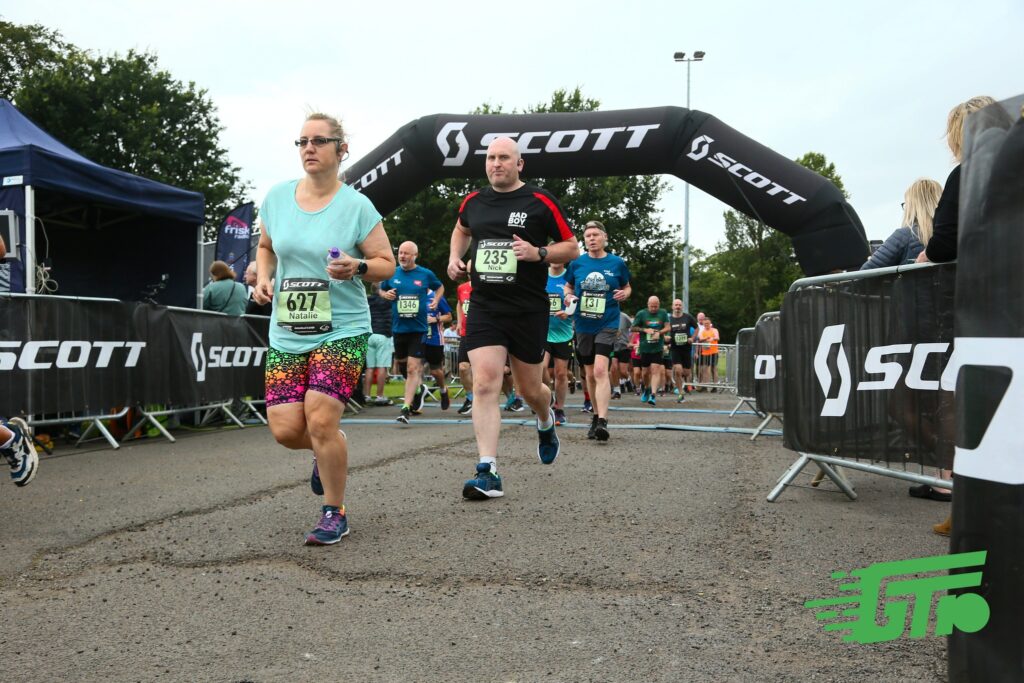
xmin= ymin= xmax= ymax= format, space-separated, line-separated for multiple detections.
xmin=690 ymin=152 xmax=849 ymax=341
xmin=6 ymin=26 xmax=250 ymax=237
xmin=0 ymin=19 xmax=79 ymax=101
xmin=384 ymin=87 xmax=671 ymax=308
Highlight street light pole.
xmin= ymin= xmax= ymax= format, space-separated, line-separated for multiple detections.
xmin=673 ymin=50 xmax=705 ymax=313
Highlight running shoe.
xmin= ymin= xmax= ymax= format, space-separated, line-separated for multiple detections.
xmin=3 ymin=418 xmax=38 ymax=487
xmin=440 ymin=391 xmax=451 ymax=411
xmin=554 ymin=408 xmax=567 ymax=426
xmin=509 ymin=398 xmax=525 ymax=412
xmin=457 ymin=399 xmax=473 ymax=415
xmin=310 ymin=429 xmax=346 ymax=496
xmin=611 ymin=389 xmax=621 ymax=400
xmin=537 ymin=411 xmax=561 ymax=465
xmin=648 ymin=394 xmax=657 ymax=406
xmin=594 ymin=417 xmax=609 ymax=442
xmin=304 ymin=505 xmax=349 ymax=545
xmin=676 ymin=393 xmax=686 ymax=403
xmin=374 ymin=396 xmax=394 ymax=406
xmin=568 ymin=381 xmax=576 ymax=395
xmin=462 ymin=462 xmax=504 ymax=500
xmin=587 ymin=414 xmax=599 ymax=440
xmin=396 ymin=406 xmax=411 ymax=424
xmin=411 ymin=384 xmax=427 ymax=413
xmin=581 ymin=399 xmax=593 ymax=413
xmin=503 ymin=395 xmax=517 ymax=411
xmin=640 ymin=388 xmax=650 ymax=403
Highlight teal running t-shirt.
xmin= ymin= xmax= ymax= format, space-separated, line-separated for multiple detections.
xmin=260 ymin=180 xmax=382 ymax=353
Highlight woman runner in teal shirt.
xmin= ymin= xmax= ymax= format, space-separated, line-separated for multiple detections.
xmin=253 ymin=113 xmax=395 ymax=546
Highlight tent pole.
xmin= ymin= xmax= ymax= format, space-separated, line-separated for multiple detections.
xmin=196 ymin=224 xmax=204 ymax=309
xmin=24 ymin=185 xmax=35 ymax=294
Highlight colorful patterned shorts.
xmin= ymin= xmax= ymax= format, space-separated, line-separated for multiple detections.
xmin=265 ymin=334 xmax=368 ymax=407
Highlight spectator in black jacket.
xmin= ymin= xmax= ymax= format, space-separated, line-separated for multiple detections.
xmin=917 ymin=96 xmax=997 ymax=265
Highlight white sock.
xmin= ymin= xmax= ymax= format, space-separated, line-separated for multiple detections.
xmin=537 ymin=409 xmax=554 ymax=431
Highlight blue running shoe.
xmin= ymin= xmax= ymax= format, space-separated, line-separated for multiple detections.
xmin=640 ymin=388 xmax=650 ymax=403
xmin=304 ymin=505 xmax=349 ymax=545
xmin=310 ymin=458 xmax=323 ymax=495
xmin=310 ymin=430 xmax=345 ymax=496
xmin=581 ymin=399 xmax=593 ymax=413
xmin=3 ymin=418 xmax=38 ymax=487
xmin=648 ymin=394 xmax=657 ymax=406
xmin=462 ymin=462 xmax=504 ymax=500
xmin=537 ymin=415 xmax=560 ymax=465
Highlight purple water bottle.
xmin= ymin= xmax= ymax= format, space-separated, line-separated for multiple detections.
xmin=327 ymin=247 xmax=341 ymax=280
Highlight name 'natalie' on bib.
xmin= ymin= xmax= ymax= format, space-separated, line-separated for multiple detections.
xmin=277 ymin=278 xmax=332 ymax=335
xmin=477 ymin=239 xmax=517 ymax=284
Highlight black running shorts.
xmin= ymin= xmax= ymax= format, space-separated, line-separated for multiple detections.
xmin=393 ymin=332 xmax=424 ymax=360
xmin=463 ymin=308 xmax=547 ymax=365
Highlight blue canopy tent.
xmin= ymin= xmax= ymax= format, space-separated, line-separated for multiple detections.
xmin=0 ymin=99 xmax=205 ymax=306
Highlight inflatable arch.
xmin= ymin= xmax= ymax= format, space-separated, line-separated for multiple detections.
xmin=345 ymin=106 xmax=869 ymax=275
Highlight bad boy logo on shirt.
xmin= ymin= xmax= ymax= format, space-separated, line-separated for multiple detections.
xmin=507 ymin=211 xmax=528 ymax=228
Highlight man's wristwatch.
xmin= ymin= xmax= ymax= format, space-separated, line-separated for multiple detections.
xmin=356 ymin=260 xmax=368 ymax=275
xmin=537 ymin=247 xmax=548 ymax=264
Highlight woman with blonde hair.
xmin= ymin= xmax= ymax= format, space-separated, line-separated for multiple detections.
xmin=861 ymin=178 xmax=943 ymax=269
xmin=917 ymin=95 xmax=997 ymax=264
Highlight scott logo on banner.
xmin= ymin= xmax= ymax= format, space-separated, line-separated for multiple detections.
xmin=813 ymin=324 xmax=956 ymax=417
xmin=755 ymin=354 xmax=782 ymax=379
xmin=190 ymin=333 xmax=267 ymax=383
xmin=686 ymin=134 xmax=807 ymax=207
xmin=0 ymin=340 xmax=146 ymax=370
xmin=436 ymin=122 xmax=661 ymax=167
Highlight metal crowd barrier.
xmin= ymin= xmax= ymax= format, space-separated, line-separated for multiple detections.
xmin=767 ymin=261 xmax=954 ymax=502
xmin=689 ymin=342 xmax=736 ymax=393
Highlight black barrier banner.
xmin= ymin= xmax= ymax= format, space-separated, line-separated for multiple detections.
xmin=781 ymin=264 xmax=956 ymax=469
xmin=753 ymin=312 xmax=784 ymax=414
xmin=344 ymin=107 xmax=868 ymax=275
xmin=735 ymin=327 xmax=755 ymax=399
xmin=0 ymin=296 xmax=268 ymax=416
xmin=947 ymin=96 xmax=1024 ymax=683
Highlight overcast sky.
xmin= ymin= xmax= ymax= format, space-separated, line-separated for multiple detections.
xmin=4 ymin=0 xmax=1021 ymax=253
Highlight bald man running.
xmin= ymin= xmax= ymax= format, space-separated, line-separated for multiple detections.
xmin=380 ymin=241 xmax=444 ymax=424
xmin=448 ymin=137 xmax=579 ymax=500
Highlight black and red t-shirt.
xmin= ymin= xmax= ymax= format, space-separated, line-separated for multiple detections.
xmin=458 ymin=184 xmax=574 ymax=314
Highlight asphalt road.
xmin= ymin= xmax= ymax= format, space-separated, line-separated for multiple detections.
xmin=1 ymin=391 xmax=952 ymax=682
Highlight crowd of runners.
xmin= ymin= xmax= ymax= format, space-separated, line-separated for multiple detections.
xmin=2 ymin=112 xmax=722 ymax=548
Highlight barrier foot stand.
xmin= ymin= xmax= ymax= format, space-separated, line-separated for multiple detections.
xmin=219 ymin=405 xmax=245 ymax=429
xmin=767 ymin=454 xmax=809 ymax=502
xmin=121 ymin=412 xmax=176 ymax=444
xmin=811 ymin=458 xmax=857 ymax=501
xmin=729 ymin=399 xmax=744 ymax=417
xmin=450 ymin=384 xmax=466 ymax=400
xmin=77 ymin=419 xmax=121 ymax=450
xmin=750 ymin=413 xmax=781 ymax=441
xmin=345 ymin=398 xmax=363 ymax=416
xmin=240 ymin=399 xmax=268 ymax=426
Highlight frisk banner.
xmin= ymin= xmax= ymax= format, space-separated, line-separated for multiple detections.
xmin=0 ymin=295 xmax=268 ymax=416
xmin=781 ymin=263 xmax=957 ymax=470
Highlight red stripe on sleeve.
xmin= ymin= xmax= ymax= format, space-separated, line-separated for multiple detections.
xmin=458 ymin=191 xmax=480 ymax=215
xmin=532 ymin=192 xmax=574 ymax=241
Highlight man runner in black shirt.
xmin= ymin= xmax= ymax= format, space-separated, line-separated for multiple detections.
xmin=448 ymin=137 xmax=579 ymax=500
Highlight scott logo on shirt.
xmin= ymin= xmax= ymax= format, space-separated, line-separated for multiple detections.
xmin=508 ymin=212 xmax=528 ymax=228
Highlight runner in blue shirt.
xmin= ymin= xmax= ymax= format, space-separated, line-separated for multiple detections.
xmin=564 ymin=220 xmax=631 ymax=441
xmin=380 ymin=241 xmax=444 ymax=423
xmin=544 ymin=263 xmax=574 ymax=426
xmin=422 ymin=290 xmax=454 ymax=410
